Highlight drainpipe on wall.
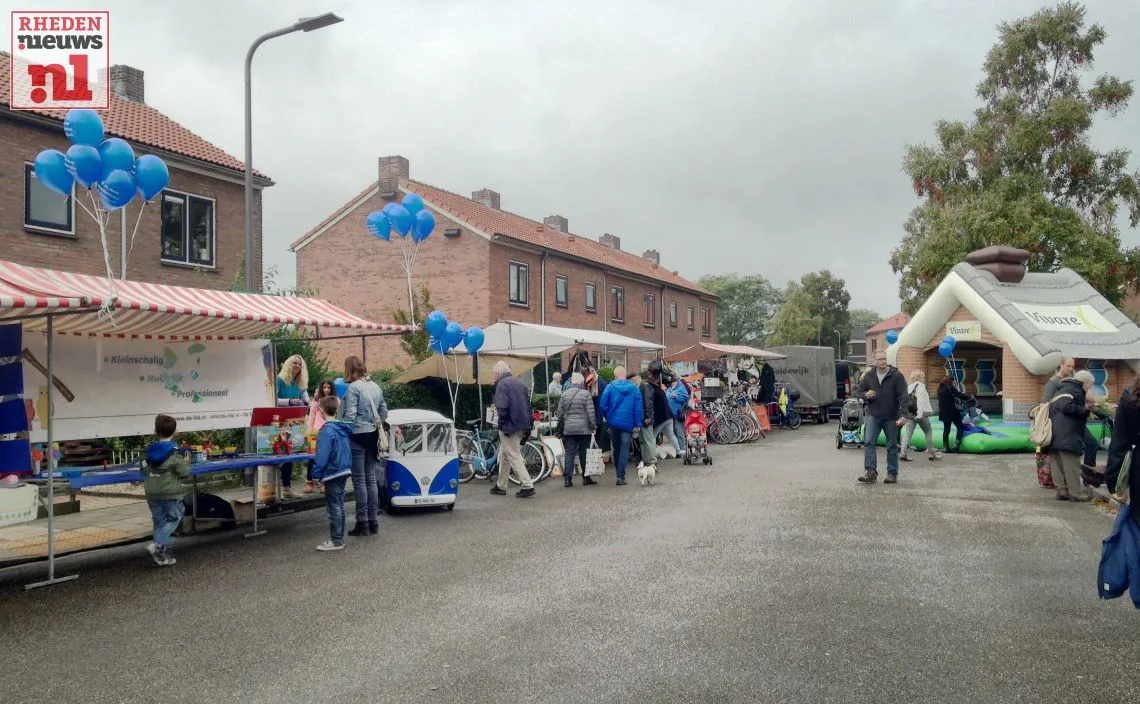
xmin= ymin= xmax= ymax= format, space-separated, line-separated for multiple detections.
xmin=660 ymin=285 xmax=667 ymax=356
xmin=540 ymin=253 xmax=547 ymax=325
xmin=602 ymin=271 xmax=608 ymax=364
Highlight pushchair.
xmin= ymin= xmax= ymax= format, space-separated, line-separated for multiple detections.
xmin=682 ymin=409 xmax=712 ymax=465
xmin=835 ymin=398 xmax=865 ymax=449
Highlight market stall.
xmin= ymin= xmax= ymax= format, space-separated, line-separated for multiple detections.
xmin=0 ymin=258 xmax=411 ymax=588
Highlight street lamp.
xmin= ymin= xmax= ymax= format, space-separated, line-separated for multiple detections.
xmin=834 ymin=329 xmax=842 ymax=358
xmin=244 ymin=12 xmax=344 ymax=291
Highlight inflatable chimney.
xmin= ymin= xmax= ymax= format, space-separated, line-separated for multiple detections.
xmin=965 ymin=245 xmax=1029 ymax=284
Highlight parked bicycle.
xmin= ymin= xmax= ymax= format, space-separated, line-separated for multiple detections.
xmin=455 ymin=419 xmax=551 ymax=485
xmin=701 ymin=388 xmax=764 ymax=444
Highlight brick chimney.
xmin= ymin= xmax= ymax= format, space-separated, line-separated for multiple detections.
xmin=378 ymin=155 xmax=409 ymax=196
xmin=101 ymin=65 xmax=144 ymax=103
xmin=642 ymin=249 xmax=660 ymax=266
xmin=472 ymin=188 xmax=501 ymax=210
xmin=599 ymin=233 xmax=621 ymax=250
xmin=543 ymin=215 xmax=568 ymax=233
xmin=965 ymin=245 xmax=1029 ymax=284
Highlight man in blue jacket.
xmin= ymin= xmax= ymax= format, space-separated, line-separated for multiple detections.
xmin=599 ymin=366 xmax=643 ymax=486
xmin=491 ymin=361 xmax=536 ymax=498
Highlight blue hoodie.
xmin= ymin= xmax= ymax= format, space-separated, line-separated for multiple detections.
xmin=666 ymin=381 xmax=690 ymax=418
xmin=311 ymin=420 xmax=353 ymax=483
xmin=599 ymin=378 xmax=644 ymax=432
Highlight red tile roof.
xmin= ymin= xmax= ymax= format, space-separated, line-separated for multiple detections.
xmin=1 ymin=52 xmax=269 ymax=182
xmin=291 ymin=177 xmax=714 ymax=297
xmin=866 ymin=312 xmax=910 ymax=334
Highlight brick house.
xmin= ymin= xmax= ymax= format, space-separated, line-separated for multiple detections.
xmin=887 ymin=255 xmax=1140 ymax=418
xmin=0 ymin=54 xmax=272 ymax=290
xmin=865 ymin=312 xmax=910 ymax=361
xmin=290 ymin=155 xmax=717 ymax=370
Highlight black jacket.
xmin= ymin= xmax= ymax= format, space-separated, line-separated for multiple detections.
xmin=1105 ymin=390 xmax=1140 ymax=524
xmin=937 ymin=383 xmax=970 ymax=416
xmin=639 ymin=381 xmax=655 ymax=426
xmin=856 ymin=365 xmax=907 ymax=420
xmin=1047 ymin=378 xmax=1090 ymax=455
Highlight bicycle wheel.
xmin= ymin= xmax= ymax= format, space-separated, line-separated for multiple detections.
xmin=507 ymin=440 xmax=548 ymax=485
xmin=788 ymin=412 xmax=802 ymax=430
xmin=739 ymin=414 xmax=761 ymax=442
xmin=476 ymin=435 xmax=498 ymax=479
xmin=532 ymin=440 xmax=555 ymax=483
xmin=456 ymin=430 xmax=477 ymax=483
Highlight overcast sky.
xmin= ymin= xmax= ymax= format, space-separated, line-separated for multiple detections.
xmin=6 ymin=0 xmax=1140 ymax=316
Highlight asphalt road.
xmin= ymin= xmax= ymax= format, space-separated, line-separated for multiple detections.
xmin=1 ymin=423 xmax=1136 ymax=704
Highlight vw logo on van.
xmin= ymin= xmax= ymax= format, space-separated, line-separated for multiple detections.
xmin=420 ymin=476 xmax=430 ymax=486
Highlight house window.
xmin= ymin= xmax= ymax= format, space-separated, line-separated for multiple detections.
xmin=585 ymin=282 xmax=597 ymax=313
xmin=644 ymin=293 xmax=655 ymax=328
xmin=686 ymin=305 xmax=695 ymax=330
xmin=871 ymin=338 xmax=878 ymax=352
xmin=24 ymin=163 xmax=74 ymax=235
xmin=700 ymin=306 xmax=711 ymax=337
xmin=610 ymin=286 xmax=625 ymax=323
xmin=555 ymin=274 xmax=568 ymax=308
xmin=508 ymin=261 xmax=529 ymax=306
xmin=669 ymin=302 xmax=678 ymax=327
xmin=161 ymin=190 xmax=216 ymax=267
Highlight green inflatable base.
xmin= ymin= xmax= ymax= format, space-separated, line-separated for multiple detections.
xmin=870 ymin=415 xmax=1108 ymax=454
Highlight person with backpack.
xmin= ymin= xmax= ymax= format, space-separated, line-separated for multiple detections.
xmin=1046 ymin=369 xmax=1096 ymax=502
xmin=937 ymin=376 xmax=971 ymax=453
xmin=901 ymin=370 xmax=940 ymax=462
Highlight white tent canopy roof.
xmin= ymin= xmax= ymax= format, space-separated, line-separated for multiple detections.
xmin=479 ymin=321 xmax=665 ymax=355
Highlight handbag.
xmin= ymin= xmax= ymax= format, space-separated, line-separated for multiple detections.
xmin=363 ymin=385 xmax=390 ymax=455
xmin=585 ymin=435 xmax=605 ymax=477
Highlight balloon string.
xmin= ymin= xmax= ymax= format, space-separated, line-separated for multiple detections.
xmin=124 ymin=201 xmax=148 ymax=274
xmin=86 ymin=189 xmax=118 ymax=325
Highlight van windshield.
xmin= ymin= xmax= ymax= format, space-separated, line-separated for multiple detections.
xmin=392 ymin=422 xmax=454 ymax=455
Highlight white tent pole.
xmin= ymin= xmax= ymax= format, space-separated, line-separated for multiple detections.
xmin=26 ymin=315 xmax=78 ymax=590
xmin=543 ymin=346 xmax=550 ymax=438
xmin=475 ymin=352 xmax=484 ymax=422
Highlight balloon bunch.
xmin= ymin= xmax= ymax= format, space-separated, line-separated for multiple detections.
xmin=34 ymin=109 xmax=171 ymax=321
xmin=938 ymin=335 xmax=957 ymax=359
xmin=424 ymin=309 xmax=484 ymax=419
xmin=366 ymin=192 xmax=437 ymax=327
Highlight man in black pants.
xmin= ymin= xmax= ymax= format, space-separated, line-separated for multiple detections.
xmin=937 ymin=376 xmax=971 ymax=452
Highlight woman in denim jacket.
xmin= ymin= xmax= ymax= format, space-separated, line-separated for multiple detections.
xmin=336 ymin=356 xmax=388 ymax=536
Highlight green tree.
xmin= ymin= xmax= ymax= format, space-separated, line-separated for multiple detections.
xmin=768 ymin=282 xmax=821 ymax=347
xmin=849 ymin=308 xmax=883 ymax=329
xmin=392 ymin=286 xmax=435 ymax=364
xmin=697 ymin=273 xmax=782 ymax=346
xmin=800 ymin=270 xmax=851 ymax=353
xmin=891 ymin=1 xmax=1140 ymax=314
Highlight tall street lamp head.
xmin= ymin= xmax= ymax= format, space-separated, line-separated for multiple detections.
xmin=295 ymin=12 xmax=343 ymax=32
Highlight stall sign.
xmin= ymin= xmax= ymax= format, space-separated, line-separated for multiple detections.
xmin=21 ymin=335 xmax=275 ymax=442
xmin=1012 ymin=304 xmax=1117 ymax=334
xmin=945 ymin=321 xmax=982 ymax=341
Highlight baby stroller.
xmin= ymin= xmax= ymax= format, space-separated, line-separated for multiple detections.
xmin=836 ymin=398 xmax=865 ymax=449
xmin=683 ymin=409 xmax=712 ymax=465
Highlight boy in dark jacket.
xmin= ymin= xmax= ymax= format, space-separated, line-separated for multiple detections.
xmin=142 ymin=414 xmax=190 ymax=567
xmin=856 ymin=350 xmax=908 ymax=484
xmin=311 ymin=395 xmax=354 ymax=551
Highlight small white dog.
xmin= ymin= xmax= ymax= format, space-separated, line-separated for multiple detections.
xmin=656 ymin=444 xmax=678 ymax=460
xmin=637 ymin=461 xmax=656 ymax=486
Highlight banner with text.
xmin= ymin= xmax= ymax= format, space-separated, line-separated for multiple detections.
xmin=1012 ymin=304 xmax=1118 ymax=334
xmin=21 ymin=335 xmax=275 ymax=442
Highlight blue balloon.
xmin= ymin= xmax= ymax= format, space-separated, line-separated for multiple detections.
xmin=98 ymin=138 xmax=135 ymax=179
xmin=367 ymin=211 xmax=391 ymax=241
xmin=33 ymin=149 xmax=73 ymax=196
xmin=412 ymin=209 xmax=435 ymax=243
xmin=463 ymin=326 xmax=484 ymax=354
xmin=443 ymin=321 xmax=464 ymax=350
xmin=430 ymin=336 xmax=448 ymax=355
xmin=383 ymin=202 xmax=399 ymax=216
xmin=938 ymin=342 xmax=953 ymax=358
xmin=134 ymin=155 xmax=170 ymax=201
xmin=942 ymin=335 xmax=957 ymax=350
xmin=64 ymin=144 xmax=103 ymax=188
xmin=425 ymin=310 xmax=448 ymax=338
xmin=885 ymin=329 xmax=899 ymax=345
xmin=388 ymin=204 xmax=413 ymax=236
xmin=334 ymin=377 xmax=348 ymax=399
xmin=402 ymin=193 xmax=425 ymax=217
xmin=97 ymin=169 xmax=136 ymax=210
xmin=63 ymin=109 xmax=105 ymax=147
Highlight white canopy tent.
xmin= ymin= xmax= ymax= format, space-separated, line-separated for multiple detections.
xmin=479 ymin=320 xmax=666 ymax=355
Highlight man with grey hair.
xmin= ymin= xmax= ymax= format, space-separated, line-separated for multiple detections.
xmin=1048 ymin=369 xmax=1097 ymax=501
xmin=1043 ymin=357 xmax=1101 ymax=475
xmin=490 ymin=360 xmax=535 ymax=498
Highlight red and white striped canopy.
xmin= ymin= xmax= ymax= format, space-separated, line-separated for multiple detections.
xmin=0 ymin=260 xmax=410 ymax=340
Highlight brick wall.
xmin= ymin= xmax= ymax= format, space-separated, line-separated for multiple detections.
xmin=296 ymin=193 xmax=493 ymax=371
xmin=0 ymin=116 xmax=262 ymax=291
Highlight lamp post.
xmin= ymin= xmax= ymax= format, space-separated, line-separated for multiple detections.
xmin=244 ymin=12 xmax=343 ymax=292
xmin=834 ymin=329 xmax=842 ymax=358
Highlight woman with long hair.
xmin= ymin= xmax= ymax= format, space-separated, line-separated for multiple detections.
xmin=274 ymin=354 xmax=310 ymax=498
xmin=336 ymin=356 xmax=388 ymax=536
xmin=901 ymin=370 xmax=939 ymax=461
xmin=303 ymin=380 xmax=338 ymax=494
xmin=937 ymin=375 xmax=970 ymax=453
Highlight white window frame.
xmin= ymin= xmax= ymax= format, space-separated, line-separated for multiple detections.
xmin=610 ymin=286 xmax=625 ymax=323
xmin=643 ymin=293 xmax=655 ymax=328
xmin=669 ymin=301 xmax=678 ymax=327
xmin=509 ymin=260 xmax=529 ymax=307
xmin=585 ymin=282 xmax=597 ymax=313
xmin=23 ymin=162 xmax=75 ymax=236
xmin=686 ymin=305 xmax=695 ymax=330
xmin=555 ymin=274 xmax=568 ymax=308
xmin=160 ymin=189 xmax=217 ymax=269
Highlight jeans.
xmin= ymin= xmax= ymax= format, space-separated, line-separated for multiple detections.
xmin=864 ymin=415 xmax=900 ymax=476
xmin=610 ymin=428 xmax=632 ymax=480
xmin=562 ymin=434 xmax=590 ymax=478
xmin=147 ymin=499 xmax=183 ymax=551
xmin=497 ymin=430 xmax=534 ymax=490
xmin=323 ymin=475 xmax=349 ymax=544
xmin=901 ymin=416 xmax=936 ymax=457
xmin=350 ymin=432 xmax=380 ymax=525
xmin=673 ymin=418 xmax=687 ymax=451
xmin=656 ymin=419 xmax=683 ymax=455
xmin=1082 ymin=427 xmax=1099 ymax=467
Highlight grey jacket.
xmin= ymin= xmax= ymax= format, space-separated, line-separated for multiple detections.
xmin=558 ymin=386 xmax=596 ymax=436
xmin=1042 ymin=375 xmax=1063 ymax=404
xmin=337 ymin=379 xmax=388 ymax=435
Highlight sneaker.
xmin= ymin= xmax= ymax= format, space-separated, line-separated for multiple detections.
xmin=159 ymin=555 xmax=177 ymax=567
xmin=281 ymin=487 xmax=298 ymax=500
xmin=146 ymin=542 xmax=163 ymax=566
xmin=857 ymin=469 xmax=878 ymax=484
xmin=316 ymin=540 xmax=344 ymax=552
xmin=929 ymin=453 xmax=941 ymax=461
xmin=884 ymin=474 xmax=898 ymax=484
xmin=489 ymin=486 xmax=507 ymax=496
xmin=516 ymin=487 xmax=536 ymax=498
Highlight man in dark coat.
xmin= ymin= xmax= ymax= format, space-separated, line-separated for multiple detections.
xmin=1048 ymin=370 xmax=1094 ymax=502
xmin=856 ymin=350 xmax=908 ymax=484
xmin=491 ymin=361 xmax=535 ymax=498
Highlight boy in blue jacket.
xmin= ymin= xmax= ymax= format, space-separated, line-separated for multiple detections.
xmin=310 ymin=396 xmax=354 ymax=552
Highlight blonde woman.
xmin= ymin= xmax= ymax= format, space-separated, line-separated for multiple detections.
xmin=274 ymin=354 xmax=310 ymax=498
xmin=336 ymin=356 xmax=388 ymax=536
xmin=901 ymin=370 xmax=940 ymax=462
